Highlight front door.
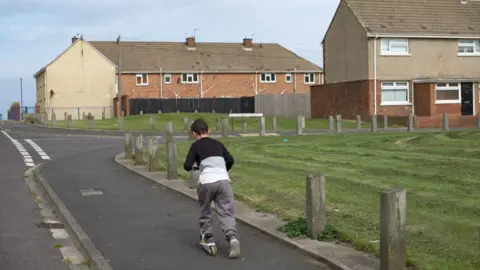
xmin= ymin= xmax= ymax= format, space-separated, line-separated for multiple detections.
xmin=461 ymin=82 xmax=474 ymax=115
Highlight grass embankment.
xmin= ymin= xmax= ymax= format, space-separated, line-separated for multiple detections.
xmin=47 ymin=113 xmax=371 ymax=131
xmin=151 ymin=130 xmax=480 ymax=270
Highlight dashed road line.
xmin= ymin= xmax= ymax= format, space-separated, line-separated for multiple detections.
xmin=1 ymin=130 xmax=35 ymax=167
xmin=25 ymin=139 xmax=51 ymax=160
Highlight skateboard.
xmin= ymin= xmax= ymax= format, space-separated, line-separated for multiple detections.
xmin=199 ymin=239 xmax=217 ymax=256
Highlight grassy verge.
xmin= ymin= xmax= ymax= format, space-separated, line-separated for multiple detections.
xmin=149 ymin=131 xmax=480 ymax=270
xmin=44 ymin=113 xmax=373 ymax=131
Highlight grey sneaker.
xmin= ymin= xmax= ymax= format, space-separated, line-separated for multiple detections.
xmin=228 ymin=237 xmax=240 ymax=259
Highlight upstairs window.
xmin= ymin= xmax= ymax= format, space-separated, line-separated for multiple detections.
xmin=136 ymin=74 xmax=148 ymax=86
xmin=458 ymin=40 xmax=480 ymax=55
xmin=304 ymin=73 xmax=315 ymax=84
xmin=260 ymin=73 xmax=276 ymax=83
xmin=164 ymin=73 xmax=172 ymax=84
xmin=285 ymin=73 xmax=292 ymax=83
xmin=381 ymin=38 xmax=409 ymax=55
xmin=181 ymin=73 xmax=199 ymax=83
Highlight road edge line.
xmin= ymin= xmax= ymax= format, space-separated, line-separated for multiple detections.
xmin=33 ymin=164 xmax=114 ymax=270
xmin=114 ymin=153 xmax=354 ymax=270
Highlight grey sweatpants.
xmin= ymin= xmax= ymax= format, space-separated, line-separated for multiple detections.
xmin=197 ymin=180 xmax=237 ymax=241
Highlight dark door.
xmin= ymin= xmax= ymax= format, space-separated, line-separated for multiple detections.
xmin=461 ymin=82 xmax=474 ymax=115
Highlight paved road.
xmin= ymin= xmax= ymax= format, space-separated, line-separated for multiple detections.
xmin=1 ymin=121 xmax=330 ymax=270
xmin=0 ymin=123 xmax=69 ymax=270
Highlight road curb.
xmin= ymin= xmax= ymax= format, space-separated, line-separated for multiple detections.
xmin=33 ymin=165 xmax=114 ymax=270
xmin=114 ymin=153 xmax=357 ymax=270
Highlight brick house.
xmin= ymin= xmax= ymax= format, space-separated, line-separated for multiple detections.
xmin=87 ymin=37 xmax=323 ymax=115
xmin=311 ymin=0 xmax=480 ymax=127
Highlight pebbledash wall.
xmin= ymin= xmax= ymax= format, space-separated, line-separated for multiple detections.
xmin=120 ymin=72 xmax=321 ymax=99
xmin=311 ymin=80 xmax=480 ymax=128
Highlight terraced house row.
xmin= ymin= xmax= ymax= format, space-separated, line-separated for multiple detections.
xmin=312 ymin=0 xmax=480 ymax=128
xmin=34 ymin=35 xmax=322 ymax=119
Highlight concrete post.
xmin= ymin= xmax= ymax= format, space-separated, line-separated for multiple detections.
xmin=335 ymin=115 xmax=341 ymax=133
xmin=216 ymin=118 xmax=221 ymax=131
xmin=272 ymin=116 xmax=277 ymax=130
xmin=259 ymin=117 xmax=266 ymax=136
xmin=301 ymin=116 xmax=306 ymax=129
xmin=165 ymin=122 xmax=178 ymax=180
xmin=140 ymin=110 xmax=143 ymax=115
xmin=118 ymin=117 xmax=123 ymax=130
xmin=64 ymin=112 xmax=67 ymax=120
xmin=407 ymin=112 xmax=414 ymax=132
xmin=89 ymin=116 xmax=95 ymax=129
xmin=134 ymin=135 xmax=144 ymax=165
xmin=371 ymin=115 xmax=378 ymax=133
xmin=306 ymin=173 xmax=326 ymax=239
xmin=328 ymin=115 xmax=334 ymax=130
xmin=221 ymin=118 xmax=228 ymax=138
xmin=188 ymin=120 xmax=195 ymax=140
xmin=102 ymin=111 xmax=106 ymax=120
xmin=52 ymin=113 xmax=56 ymax=128
xmin=296 ymin=116 xmax=303 ymax=135
xmin=442 ymin=112 xmax=449 ymax=131
xmin=231 ymin=118 xmax=235 ymax=132
xmin=356 ymin=114 xmax=361 ymax=129
xmin=477 ymin=112 xmax=480 ymax=129
xmin=124 ymin=132 xmax=133 ymax=160
xmin=150 ymin=116 xmax=155 ymax=130
xmin=184 ymin=117 xmax=189 ymax=132
xmin=242 ymin=119 xmax=247 ymax=132
xmin=380 ymin=189 xmax=406 ymax=270
xmin=383 ymin=114 xmax=388 ymax=129
xmin=148 ymin=138 xmax=159 ymax=172
xmin=67 ymin=115 xmax=72 ymax=129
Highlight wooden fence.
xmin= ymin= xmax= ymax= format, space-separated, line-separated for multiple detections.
xmin=254 ymin=93 xmax=311 ymax=118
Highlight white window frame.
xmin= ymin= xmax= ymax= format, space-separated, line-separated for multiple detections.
xmin=164 ymin=73 xmax=172 ymax=84
xmin=380 ymin=81 xmax=410 ymax=105
xmin=181 ymin=73 xmax=199 ymax=84
xmin=285 ymin=73 xmax=292 ymax=83
xmin=380 ymin=38 xmax=410 ymax=56
xmin=136 ymin=74 xmax=148 ymax=86
xmin=435 ymin=82 xmax=461 ymax=104
xmin=457 ymin=39 xmax=480 ymax=56
xmin=304 ymin=73 xmax=315 ymax=84
xmin=260 ymin=73 xmax=276 ymax=83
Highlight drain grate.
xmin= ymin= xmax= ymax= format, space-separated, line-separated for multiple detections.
xmin=37 ymin=222 xmax=64 ymax=229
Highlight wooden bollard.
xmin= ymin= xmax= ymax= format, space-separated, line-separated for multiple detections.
xmin=242 ymin=119 xmax=247 ymax=132
xmin=442 ymin=112 xmax=449 ymax=131
xmin=259 ymin=117 xmax=266 ymax=136
xmin=407 ymin=112 xmax=414 ymax=132
xmin=148 ymin=138 xmax=159 ymax=172
xmin=328 ymin=115 xmax=334 ymax=130
xmin=335 ymin=115 xmax=342 ymax=133
xmin=67 ymin=115 xmax=72 ymax=129
xmin=221 ymin=118 xmax=228 ymax=138
xmin=89 ymin=116 xmax=95 ymax=129
xmin=150 ymin=116 xmax=155 ymax=130
xmin=356 ymin=115 xmax=361 ymax=129
xmin=124 ymin=133 xmax=133 ymax=160
xmin=188 ymin=164 xmax=200 ymax=189
xmin=383 ymin=114 xmax=388 ymax=129
xmin=371 ymin=115 xmax=378 ymax=132
xmin=306 ymin=173 xmax=326 ymax=239
xmin=134 ymin=135 xmax=144 ymax=165
xmin=380 ymin=188 xmax=406 ymax=270
xmin=296 ymin=116 xmax=303 ymax=135
xmin=272 ymin=116 xmax=277 ymax=130
xmin=165 ymin=122 xmax=178 ymax=180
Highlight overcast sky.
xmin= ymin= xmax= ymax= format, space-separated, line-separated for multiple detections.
xmin=0 ymin=0 xmax=339 ymax=117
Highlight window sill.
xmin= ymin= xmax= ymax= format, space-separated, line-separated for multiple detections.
xmin=380 ymin=102 xmax=411 ymax=106
xmin=304 ymin=82 xmax=315 ymax=85
xmin=164 ymin=82 xmax=172 ymax=85
xmin=458 ymin=53 xmax=480 ymax=57
xmin=380 ymin=53 xmax=411 ymax=57
xmin=434 ymin=101 xmax=461 ymax=104
xmin=136 ymin=84 xmax=148 ymax=86
xmin=260 ymin=81 xmax=277 ymax=84
xmin=181 ymin=82 xmax=200 ymax=84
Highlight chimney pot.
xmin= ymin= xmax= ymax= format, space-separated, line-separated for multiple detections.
xmin=72 ymin=36 xmax=78 ymax=44
xmin=186 ymin=36 xmax=196 ymax=48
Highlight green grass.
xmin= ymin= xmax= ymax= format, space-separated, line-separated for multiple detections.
xmin=45 ymin=113 xmax=373 ymax=131
xmin=149 ymin=130 xmax=480 ymax=270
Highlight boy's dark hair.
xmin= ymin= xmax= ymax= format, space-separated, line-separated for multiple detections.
xmin=191 ymin=118 xmax=209 ymax=135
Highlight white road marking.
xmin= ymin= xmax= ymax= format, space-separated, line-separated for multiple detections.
xmin=24 ymin=139 xmax=51 ymax=160
xmin=1 ymin=131 xmax=35 ymax=167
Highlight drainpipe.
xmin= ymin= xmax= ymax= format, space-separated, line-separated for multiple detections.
xmin=160 ymin=67 xmax=163 ymax=99
xmin=373 ymin=34 xmax=378 ymax=115
xmin=411 ymin=83 xmax=415 ymax=115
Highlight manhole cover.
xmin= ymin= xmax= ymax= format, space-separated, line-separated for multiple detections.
xmin=80 ymin=189 xmax=104 ymax=196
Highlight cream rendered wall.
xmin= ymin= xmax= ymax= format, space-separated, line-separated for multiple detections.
xmin=35 ymin=71 xmax=47 ymax=114
xmin=44 ymin=40 xmax=116 ymax=120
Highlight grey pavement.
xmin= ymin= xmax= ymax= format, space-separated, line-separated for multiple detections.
xmin=0 ymin=123 xmax=69 ymax=270
xmin=2 ymin=121 xmax=330 ymax=270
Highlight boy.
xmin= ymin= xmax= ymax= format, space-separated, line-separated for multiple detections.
xmin=183 ymin=118 xmax=240 ymax=259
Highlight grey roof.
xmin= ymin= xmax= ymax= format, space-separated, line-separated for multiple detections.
xmin=89 ymin=41 xmax=322 ymax=73
xmin=344 ymin=0 xmax=480 ymax=37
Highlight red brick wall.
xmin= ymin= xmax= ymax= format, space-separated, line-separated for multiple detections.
xmin=121 ymin=73 xmax=317 ymax=99
xmin=416 ymin=115 xmax=478 ymax=128
xmin=311 ymin=80 xmax=371 ymax=119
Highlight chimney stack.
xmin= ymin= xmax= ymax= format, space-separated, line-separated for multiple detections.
xmin=72 ymin=36 xmax=78 ymax=44
xmin=243 ymin=38 xmax=253 ymax=51
xmin=186 ymin=36 xmax=196 ymax=49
